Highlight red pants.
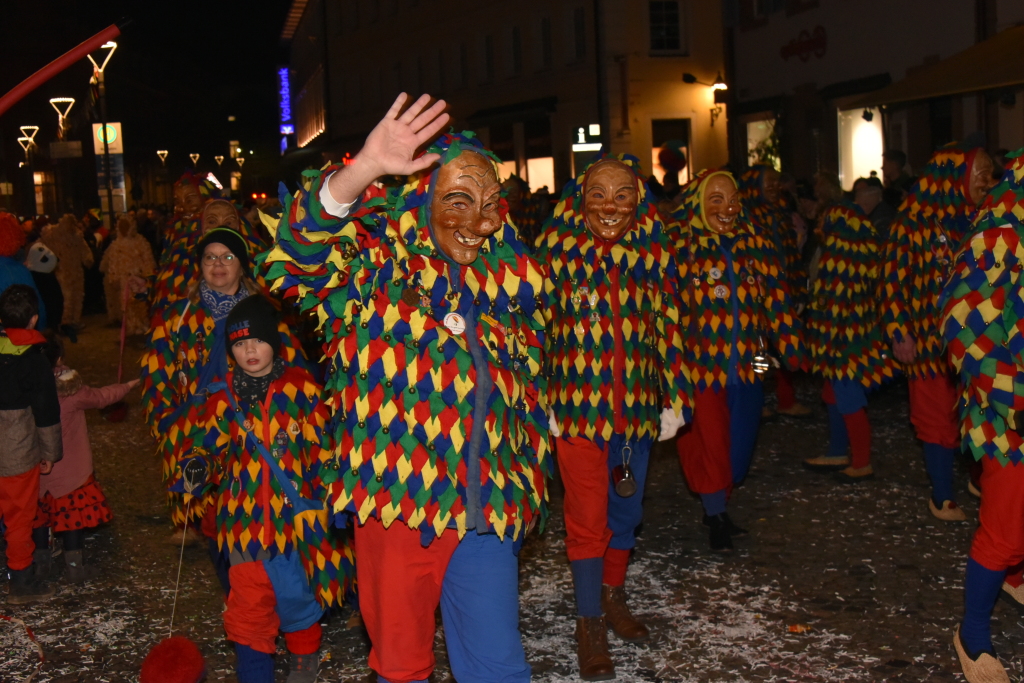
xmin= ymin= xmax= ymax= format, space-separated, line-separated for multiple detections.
xmin=677 ymin=383 xmax=762 ymax=494
xmin=355 ymin=518 xmax=460 ymax=683
xmin=776 ymin=368 xmax=796 ymax=410
xmin=970 ymin=457 xmax=1024 ymax=571
xmin=223 ymin=561 xmax=322 ymax=655
xmin=908 ymin=374 xmax=959 ymax=448
xmin=0 ymin=467 xmax=41 ymax=571
xmin=557 ymin=436 xmax=640 ymax=586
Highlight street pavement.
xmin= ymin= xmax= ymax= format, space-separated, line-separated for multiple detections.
xmin=1 ymin=315 xmax=1020 ymax=682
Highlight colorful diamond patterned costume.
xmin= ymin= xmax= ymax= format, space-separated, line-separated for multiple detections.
xmin=738 ymin=165 xmax=807 ymax=305
xmin=806 ymin=201 xmax=898 ymax=388
xmin=535 ymin=154 xmax=692 ymax=446
xmin=672 ymin=169 xmax=804 ymax=391
xmin=259 ymin=133 xmax=550 ymax=542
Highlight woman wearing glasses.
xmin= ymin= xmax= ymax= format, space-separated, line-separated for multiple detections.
xmin=140 ymin=228 xmax=305 ymax=563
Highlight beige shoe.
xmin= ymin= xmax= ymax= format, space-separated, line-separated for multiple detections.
xmin=802 ymin=455 xmax=850 ymax=472
xmin=1000 ymin=581 xmax=1024 ymax=611
xmin=777 ymin=402 xmax=813 ymax=418
xmin=929 ymin=499 xmax=967 ymax=522
xmin=165 ymin=526 xmax=202 ymax=546
xmin=834 ymin=465 xmax=875 ymax=483
xmin=953 ymin=625 xmax=1009 ymax=683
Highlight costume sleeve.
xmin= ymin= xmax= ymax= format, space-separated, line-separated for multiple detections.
xmin=140 ymin=305 xmax=179 ymax=436
xmin=79 ymin=235 xmax=95 ymax=269
xmin=68 ymin=382 xmax=135 ymax=412
xmin=757 ymin=232 xmax=804 ymax=370
xmin=166 ymin=393 xmax=230 ymax=502
xmin=258 ymin=166 xmax=383 ymax=329
xmin=29 ymin=351 xmax=62 ymax=463
xmin=943 ymin=227 xmax=1024 ymax=430
xmin=881 ymin=216 xmax=914 ymax=343
xmin=656 ymin=234 xmax=693 ymax=421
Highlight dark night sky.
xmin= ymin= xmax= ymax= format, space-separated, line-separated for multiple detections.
xmin=0 ymin=0 xmax=292 ymax=195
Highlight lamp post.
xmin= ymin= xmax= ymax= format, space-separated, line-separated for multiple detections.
xmin=49 ymin=98 xmax=75 ymax=140
xmin=88 ymin=41 xmax=117 ymax=228
xmin=157 ymin=150 xmax=168 ymax=166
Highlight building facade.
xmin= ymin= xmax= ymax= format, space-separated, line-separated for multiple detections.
xmin=281 ymin=0 xmax=729 ymax=192
xmin=726 ymin=0 xmax=1024 ymax=187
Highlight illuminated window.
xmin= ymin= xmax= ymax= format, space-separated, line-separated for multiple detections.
xmin=837 ymin=108 xmax=884 ymax=190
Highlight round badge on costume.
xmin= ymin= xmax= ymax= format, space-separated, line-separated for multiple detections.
xmin=714 ymin=284 xmax=729 ymax=299
xmin=709 ymin=267 xmax=722 ymax=280
xmin=443 ymin=312 xmax=467 ymax=335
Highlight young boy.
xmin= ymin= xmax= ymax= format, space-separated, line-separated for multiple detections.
xmin=0 ymin=284 xmax=62 ymax=604
xmin=172 ymin=295 xmax=350 ymax=683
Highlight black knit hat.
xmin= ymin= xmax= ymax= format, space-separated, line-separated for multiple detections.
xmin=225 ymin=295 xmax=280 ymax=355
xmin=197 ymin=227 xmax=250 ymax=271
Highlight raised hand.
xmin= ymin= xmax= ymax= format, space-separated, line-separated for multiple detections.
xmin=325 ymin=93 xmax=450 ymax=207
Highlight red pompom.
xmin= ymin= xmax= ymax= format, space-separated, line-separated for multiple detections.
xmin=0 ymin=212 xmax=25 ymax=258
xmin=140 ymin=636 xmax=206 ymax=683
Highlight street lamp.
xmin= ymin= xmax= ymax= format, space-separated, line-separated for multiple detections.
xmin=88 ymin=41 xmax=117 ymax=228
xmin=157 ymin=150 xmax=168 ymax=166
xmin=190 ymin=153 xmax=200 ymax=167
xmin=49 ymin=98 xmax=75 ymax=140
xmin=215 ymin=155 xmax=224 ymax=166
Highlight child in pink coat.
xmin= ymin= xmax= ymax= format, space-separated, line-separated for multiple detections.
xmin=32 ymin=335 xmax=138 ymax=582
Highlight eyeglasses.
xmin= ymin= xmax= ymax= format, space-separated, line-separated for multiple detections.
xmin=202 ymin=253 xmax=237 ymax=265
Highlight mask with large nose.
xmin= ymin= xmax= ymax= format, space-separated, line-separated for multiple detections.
xmin=430 ymin=151 xmax=503 ymax=265
xmin=583 ymin=160 xmax=638 ymax=242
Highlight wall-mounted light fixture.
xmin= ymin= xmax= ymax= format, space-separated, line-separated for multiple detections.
xmin=683 ymin=72 xmax=728 ymax=127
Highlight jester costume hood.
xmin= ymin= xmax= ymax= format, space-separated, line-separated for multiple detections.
xmin=942 ymin=148 xmax=1024 ymax=465
xmin=672 ymin=169 xmax=803 ymax=391
xmin=260 ymin=132 xmax=550 ymax=542
xmin=806 ymin=201 xmax=898 ymax=388
xmin=536 ymin=154 xmax=691 ymax=446
xmin=881 ymin=143 xmax=985 ymax=379
xmin=738 ymin=165 xmax=807 ymax=303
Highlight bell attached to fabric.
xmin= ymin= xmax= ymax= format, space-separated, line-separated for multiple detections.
xmin=611 ymin=445 xmax=637 ymax=497
xmin=752 ymin=332 xmax=778 ymax=374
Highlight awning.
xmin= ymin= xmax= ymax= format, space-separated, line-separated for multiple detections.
xmin=848 ymin=24 xmax=1024 ymax=109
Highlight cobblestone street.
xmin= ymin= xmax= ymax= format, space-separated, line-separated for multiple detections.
xmin=2 ymin=316 xmax=1021 ymax=682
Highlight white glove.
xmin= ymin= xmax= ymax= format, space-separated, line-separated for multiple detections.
xmin=658 ymin=408 xmax=686 ymax=442
xmin=548 ymin=409 xmax=561 ymax=438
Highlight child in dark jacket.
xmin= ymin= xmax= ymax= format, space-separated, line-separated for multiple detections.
xmin=0 ymin=285 xmax=63 ymax=604
xmin=32 ymin=335 xmax=138 ymax=582
xmin=171 ymin=295 xmax=350 ymax=683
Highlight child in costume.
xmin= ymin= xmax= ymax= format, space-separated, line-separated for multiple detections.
xmin=261 ymin=94 xmax=548 ymax=683
xmin=802 ymin=199 xmax=898 ymax=482
xmin=739 ymin=165 xmax=811 ymax=420
xmin=882 ymin=144 xmax=997 ymax=518
xmin=942 ymin=150 xmax=1024 ymax=683
xmin=673 ymin=170 xmax=803 ymax=552
xmin=171 ymin=295 xmax=349 ymax=683
xmin=141 ymin=228 xmax=305 ymax=555
xmin=0 ymin=285 xmax=62 ymax=604
xmin=32 ymin=335 xmax=138 ymax=582
xmin=536 ymin=154 xmax=691 ymax=680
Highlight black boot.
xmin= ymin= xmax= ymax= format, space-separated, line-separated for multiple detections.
xmin=702 ymin=512 xmax=748 ymax=537
xmin=33 ymin=549 xmax=52 ymax=580
xmin=706 ymin=513 xmax=733 ymax=553
xmin=7 ymin=567 xmax=56 ymax=605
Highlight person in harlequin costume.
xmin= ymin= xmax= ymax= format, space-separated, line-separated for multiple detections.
xmin=260 ymin=94 xmax=548 ymax=683
xmin=881 ymin=143 xmax=997 ymax=519
xmin=673 ymin=169 xmax=803 ymax=552
xmin=141 ymin=228 xmax=305 ymax=560
xmin=170 ymin=295 xmax=351 ymax=683
xmin=535 ymin=154 xmax=692 ymax=680
xmin=503 ymin=174 xmax=546 ymax=248
xmin=739 ymin=165 xmax=812 ymax=420
xmin=150 ymin=195 xmax=266 ymax=313
xmin=801 ymin=198 xmax=899 ymax=482
xmin=162 ymin=172 xmax=216 ymax=263
xmin=941 ymin=149 xmax=1024 ymax=683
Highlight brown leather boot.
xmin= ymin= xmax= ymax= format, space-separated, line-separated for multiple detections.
xmin=601 ymin=585 xmax=649 ymax=642
xmin=575 ymin=616 xmax=615 ymax=681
